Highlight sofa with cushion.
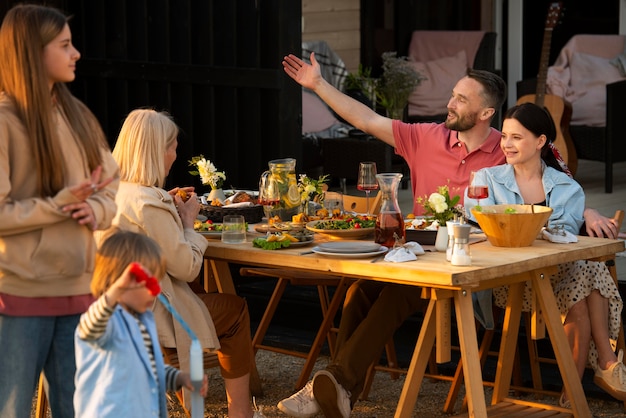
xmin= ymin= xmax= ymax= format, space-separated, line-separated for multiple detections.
xmin=518 ymin=34 xmax=626 ymax=193
xmin=404 ymin=30 xmax=498 ymax=124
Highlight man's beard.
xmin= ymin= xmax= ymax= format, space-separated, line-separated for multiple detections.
xmin=445 ymin=111 xmax=478 ymax=132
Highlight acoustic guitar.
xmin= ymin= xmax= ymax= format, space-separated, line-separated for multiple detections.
xmin=517 ymin=1 xmax=578 ymax=175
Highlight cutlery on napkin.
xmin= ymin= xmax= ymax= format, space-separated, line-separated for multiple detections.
xmin=541 ymin=227 xmax=578 ymax=243
xmin=384 ymin=241 xmax=425 ymax=262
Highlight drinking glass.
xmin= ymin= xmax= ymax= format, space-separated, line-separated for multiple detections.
xmin=323 ymin=191 xmax=344 ymax=217
xmin=222 ymin=215 xmax=246 ymax=244
xmin=467 ymin=171 xmax=489 ymax=207
xmin=357 ymin=162 xmax=378 ymax=215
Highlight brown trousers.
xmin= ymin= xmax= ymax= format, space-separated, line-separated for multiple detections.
xmin=197 ymin=292 xmax=252 ymax=379
xmin=325 ymin=280 xmax=425 ymax=403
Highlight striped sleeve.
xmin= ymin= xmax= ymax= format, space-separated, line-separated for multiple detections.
xmin=164 ymin=365 xmax=182 ymax=392
xmin=77 ymin=295 xmax=114 ymax=340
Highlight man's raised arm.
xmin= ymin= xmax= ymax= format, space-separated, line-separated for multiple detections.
xmin=282 ymin=52 xmax=395 ymax=146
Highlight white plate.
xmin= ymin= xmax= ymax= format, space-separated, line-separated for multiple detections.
xmin=317 ymin=241 xmax=382 ymax=254
xmin=311 ymin=246 xmax=388 ymax=258
xmin=198 ymin=230 xmax=222 ymax=238
xmin=286 ymin=240 xmax=314 ymax=247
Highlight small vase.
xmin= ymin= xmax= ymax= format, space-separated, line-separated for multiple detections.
xmin=207 ymin=188 xmax=226 ymax=203
xmin=434 ymin=226 xmax=448 ymax=252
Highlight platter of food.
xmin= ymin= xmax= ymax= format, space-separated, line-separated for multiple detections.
xmin=404 ymin=217 xmax=438 ymax=245
xmin=194 ymin=220 xmax=223 ymax=237
xmin=254 ymin=222 xmax=305 ymax=234
xmin=252 ymin=230 xmax=315 ymax=250
xmin=305 ymin=216 xmax=376 ymax=239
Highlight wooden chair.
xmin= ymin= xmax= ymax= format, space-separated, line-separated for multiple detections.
xmin=445 ymin=209 xmax=626 ymax=413
xmin=240 ymin=192 xmax=395 ymax=391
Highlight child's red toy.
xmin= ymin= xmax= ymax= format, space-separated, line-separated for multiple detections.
xmin=129 ymin=262 xmax=161 ymax=296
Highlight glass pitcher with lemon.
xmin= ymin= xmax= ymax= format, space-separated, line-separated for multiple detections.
xmin=258 ymin=158 xmax=301 ymax=222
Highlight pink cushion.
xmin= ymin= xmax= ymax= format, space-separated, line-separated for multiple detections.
xmin=407 ymin=50 xmax=467 ymax=117
xmin=546 ymin=35 xmax=626 ymax=127
xmin=407 ymin=31 xmax=485 ymax=69
xmin=302 ymin=91 xmax=339 ymax=134
xmin=568 ymin=52 xmax=624 ymax=126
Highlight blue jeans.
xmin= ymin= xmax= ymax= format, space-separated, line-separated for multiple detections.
xmin=0 ymin=314 xmax=80 ymax=418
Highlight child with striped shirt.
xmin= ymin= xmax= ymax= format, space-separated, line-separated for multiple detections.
xmin=74 ymin=230 xmax=208 ymax=417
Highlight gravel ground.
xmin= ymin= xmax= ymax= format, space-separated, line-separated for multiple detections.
xmin=165 ymin=350 xmax=626 ymax=418
xmin=30 ymin=350 xmax=626 ymax=417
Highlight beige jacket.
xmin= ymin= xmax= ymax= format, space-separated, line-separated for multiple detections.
xmin=0 ymin=95 xmax=119 ymax=297
xmin=99 ymin=181 xmax=218 ymax=372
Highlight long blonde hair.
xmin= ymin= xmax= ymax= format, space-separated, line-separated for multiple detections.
xmin=91 ymin=229 xmax=166 ymax=297
xmin=113 ymin=108 xmax=179 ymax=188
xmin=0 ymin=4 xmax=108 ymax=197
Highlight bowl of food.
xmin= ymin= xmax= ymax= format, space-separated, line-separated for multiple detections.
xmin=471 ymin=204 xmax=553 ymax=247
xmin=404 ymin=218 xmax=438 ymax=245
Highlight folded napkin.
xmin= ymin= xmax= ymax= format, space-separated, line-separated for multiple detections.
xmin=403 ymin=241 xmax=425 ymax=255
xmin=222 ymin=202 xmax=254 ymax=208
xmin=541 ymin=227 xmax=578 ymax=243
xmin=384 ymin=247 xmax=416 ymax=262
xmin=383 ymin=242 xmax=425 ymax=262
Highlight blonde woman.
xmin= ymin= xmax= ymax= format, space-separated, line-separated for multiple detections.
xmin=101 ymin=108 xmax=260 ymax=418
xmin=0 ymin=4 xmax=118 ymax=418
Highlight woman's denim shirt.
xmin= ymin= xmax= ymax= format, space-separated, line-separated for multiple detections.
xmin=463 ymin=163 xmax=585 ymax=329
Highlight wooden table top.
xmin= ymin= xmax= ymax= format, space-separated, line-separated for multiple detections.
xmin=203 ymin=234 xmax=624 ymax=289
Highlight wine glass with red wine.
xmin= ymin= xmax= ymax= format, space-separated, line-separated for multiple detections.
xmin=357 ymin=162 xmax=378 ymax=215
xmin=258 ymin=174 xmax=280 ymax=220
xmin=467 ymin=171 xmax=489 ymax=208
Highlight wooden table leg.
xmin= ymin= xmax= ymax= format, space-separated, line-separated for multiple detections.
xmin=533 ymin=270 xmax=592 ymax=417
xmin=294 ymin=276 xmax=352 ymax=389
xmin=395 ymin=298 xmax=438 ymax=418
xmin=453 ymin=288 xmax=488 ymax=417
xmin=492 ymin=278 xmax=525 ymax=403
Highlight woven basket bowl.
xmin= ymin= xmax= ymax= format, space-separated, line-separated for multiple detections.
xmin=471 ymin=204 xmax=553 ymax=247
xmin=200 ymin=204 xmax=264 ymax=224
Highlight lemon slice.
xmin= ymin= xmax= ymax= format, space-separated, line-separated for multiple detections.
xmin=286 ymin=184 xmax=301 ymax=206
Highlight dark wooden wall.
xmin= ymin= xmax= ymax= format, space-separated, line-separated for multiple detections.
xmin=0 ymin=0 xmax=303 ymax=191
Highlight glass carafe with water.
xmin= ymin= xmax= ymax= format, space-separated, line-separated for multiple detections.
xmin=374 ymin=173 xmax=405 ymax=247
xmin=258 ymin=158 xmax=301 ymax=221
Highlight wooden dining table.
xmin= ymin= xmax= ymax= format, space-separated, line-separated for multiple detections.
xmin=202 ymin=232 xmax=624 ymax=417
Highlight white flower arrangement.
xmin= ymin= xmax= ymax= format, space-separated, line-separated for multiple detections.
xmin=416 ymin=184 xmax=462 ymax=226
xmin=189 ymin=155 xmax=226 ymax=190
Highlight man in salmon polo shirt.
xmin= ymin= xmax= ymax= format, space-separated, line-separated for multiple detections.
xmin=277 ymin=52 xmax=619 ymax=418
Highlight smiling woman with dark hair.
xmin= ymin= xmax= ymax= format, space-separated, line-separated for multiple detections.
xmin=465 ymin=102 xmax=626 ymax=408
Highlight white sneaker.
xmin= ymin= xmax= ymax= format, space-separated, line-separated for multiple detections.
xmin=312 ymin=370 xmax=351 ymax=418
xmin=277 ymin=380 xmax=319 ymax=417
xmin=594 ymin=349 xmax=626 ymax=401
